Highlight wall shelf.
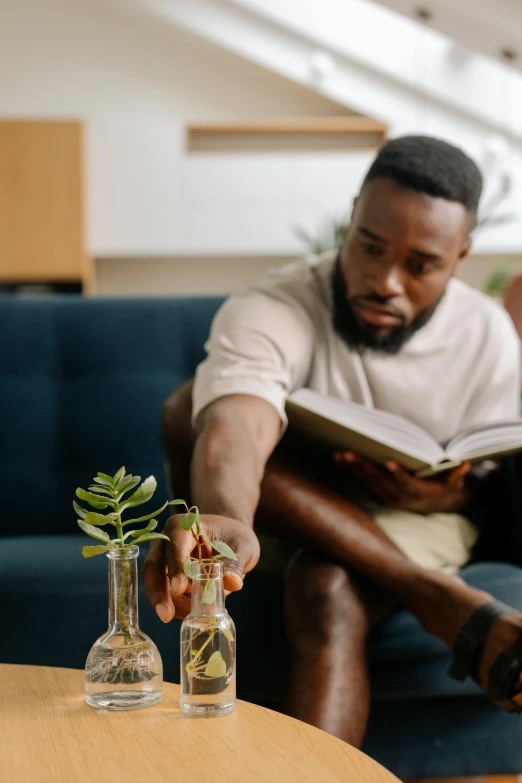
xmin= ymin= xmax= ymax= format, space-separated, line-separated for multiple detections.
xmin=186 ymin=116 xmax=388 ymax=153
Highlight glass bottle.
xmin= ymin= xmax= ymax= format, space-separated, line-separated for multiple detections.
xmin=85 ymin=546 xmax=163 ymax=710
xmin=180 ymin=561 xmax=236 ymax=716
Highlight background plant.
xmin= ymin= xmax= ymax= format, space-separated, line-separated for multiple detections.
xmin=293 ymin=215 xmax=349 ymax=256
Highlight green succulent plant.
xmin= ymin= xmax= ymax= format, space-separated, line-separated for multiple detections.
xmin=74 ymin=467 xmax=171 ymax=557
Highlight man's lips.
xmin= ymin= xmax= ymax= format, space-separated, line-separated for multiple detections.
xmin=353 ymin=301 xmax=403 ymax=327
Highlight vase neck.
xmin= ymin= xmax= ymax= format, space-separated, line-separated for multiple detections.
xmin=107 ymin=547 xmax=139 ymax=633
xmin=190 ymin=562 xmax=225 ymax=615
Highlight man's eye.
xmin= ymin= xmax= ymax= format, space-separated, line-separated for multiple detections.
xmin=361 ymin=243 xmax=382 ymax=257
xmin=408 ymin=259 xmax=432 ymax=276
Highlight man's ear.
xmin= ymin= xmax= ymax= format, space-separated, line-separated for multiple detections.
xmin=455 ymin=237 xmax=472 ymax=277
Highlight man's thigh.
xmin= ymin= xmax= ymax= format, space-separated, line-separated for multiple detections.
xmin=260 ymin=431 xmax=477 ymax=576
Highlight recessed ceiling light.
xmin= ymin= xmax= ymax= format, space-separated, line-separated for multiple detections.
xmin=500 ymin=47 xmax=518 ymax=62
xmin=414 ymin=7 xmax=433 ymax=23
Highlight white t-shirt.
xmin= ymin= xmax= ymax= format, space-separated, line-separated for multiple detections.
xmin=193 ymin=253 xmax=521 ymax=445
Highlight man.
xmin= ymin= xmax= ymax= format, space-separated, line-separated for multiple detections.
xmin=143 ymin=135 xmax=522 ymax=746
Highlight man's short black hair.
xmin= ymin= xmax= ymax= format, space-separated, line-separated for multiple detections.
xmin=363 ymin=135 xmax=483 ymax=217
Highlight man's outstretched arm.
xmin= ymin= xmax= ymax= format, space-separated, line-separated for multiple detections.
xmin=142 ymin=392 xmax=281 ymax=621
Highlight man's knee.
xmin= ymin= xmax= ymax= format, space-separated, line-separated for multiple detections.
xmin=286 ymin=555 xmax=368 ymax=635
xmin=162 ymin=379 xmax=195 ymax=446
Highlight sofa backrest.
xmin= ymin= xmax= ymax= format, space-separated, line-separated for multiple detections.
xmin=0 ymin=296 xmax=224 ymax=536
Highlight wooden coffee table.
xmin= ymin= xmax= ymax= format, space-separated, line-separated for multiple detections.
xmin=0 ymin=664 xmax=399 ymax=782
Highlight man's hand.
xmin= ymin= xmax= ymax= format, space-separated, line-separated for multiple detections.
xmin=335 ymin=451 xmax=471 ymax=514
xmin=142 ymin=514 xmax=260 ymax=622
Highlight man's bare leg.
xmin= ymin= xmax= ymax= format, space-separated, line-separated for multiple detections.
xmin=162 ymin=382 xmax=522 ymax=723
xmin=284 ymin=554 xmax=394 ymax=746
xmin=257 ymin=458 xmax=522 ymax=709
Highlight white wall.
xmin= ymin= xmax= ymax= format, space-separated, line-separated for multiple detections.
xmin=0 ymin=0 xmax=520 ymax=269
xmin=149 ymin=0 xmax=522 ymax=255
xmin=0 ymin=0 xmax=361 ymax=258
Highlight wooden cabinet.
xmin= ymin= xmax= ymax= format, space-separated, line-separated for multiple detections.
xmin=0 ymin=120 xmax=93 ymax=292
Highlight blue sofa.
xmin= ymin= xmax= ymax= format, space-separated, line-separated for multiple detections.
xmin=2 ymin=295 xmax=522 ymax=779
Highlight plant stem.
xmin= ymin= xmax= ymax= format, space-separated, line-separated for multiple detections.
xmin=115 ymin=509 xmax=124 ymax=549
xmin=189 ymin=629 xmax=216 ymax=669
xmin=115 ymin=508 xmax=133 ymax=645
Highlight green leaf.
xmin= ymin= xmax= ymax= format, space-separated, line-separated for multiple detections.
xmin=204 ymin=651 xmax=226 ymax=678
xmin=201 ymin=579 xmax=217 ymax=605
xmin=84 ymin=511 xmax=115 ymax=527
xmin=191 ymin=650 xmax=198 ymax=656
xmin=73 ymin=501 xmax=87 ymax=520
xmin=76 ymin=488 xmax=111 ymax=509
xmin=78 ymin=520 xmax=111 ymax=542
xmin=97 ymin=472 xmax=114 ymax=485
xmin=121 ymin=476 xmax=157 ymax=509
xmin=209 ymin=540 xmax=238 ymax=561
xmin=88 ymin=485 xmax=114 ymax=497
xmin=128 ymin=520 xmax=158 ymax=538
xmin=116 ymin=475 xmax=141 ymax=495
xmin=93 ymin=476 xmax=113 ymax=488
xmin=113 ymin=466 xmax=126 ymax=485
xmin=183 ymin=557 xmax=196 ymax=579
xmin=82 ymin=544 xmax=110 ymax=558
xmin=179 ymin=512 xmax=197 ymax=531
xmin=168 ymin=498 xmax=188 ymax=508
xmin=121 ymin=502 xmax=168 ymax=527
xmin=131 ymin=533 xmax=170 ymax=545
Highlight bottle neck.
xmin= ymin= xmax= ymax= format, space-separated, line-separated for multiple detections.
xmin=107 ymin=547 xmax=139 ymax=634
xmin=190 ymin=562 xmax=225 ymax=615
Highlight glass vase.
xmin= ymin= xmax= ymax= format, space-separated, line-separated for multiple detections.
xmin=85 ymin=546 xmax=163 ymax=710
xmin=180 ymin=561 xmax=236 ymax=717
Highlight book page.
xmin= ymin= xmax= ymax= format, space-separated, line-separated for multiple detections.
xmin=446 ymin=420 xmax=522 ymax=462
xmin=287 ymin=389 xmax=445 ymax=467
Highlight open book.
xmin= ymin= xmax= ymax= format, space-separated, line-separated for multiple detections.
xmin=286 ymin=388 xmax=522 ymax=477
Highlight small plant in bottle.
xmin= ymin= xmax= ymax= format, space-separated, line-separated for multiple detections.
xmin=176 ymin=503 xmax=238 ymax=717
xmin=75 ymin=467 xmax=173 ymax=710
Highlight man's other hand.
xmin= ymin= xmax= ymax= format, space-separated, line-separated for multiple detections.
xmin=335 ymin=451 xmax=471 ymax=514
xmin=142 ymin=513 xmax=260 ymax=622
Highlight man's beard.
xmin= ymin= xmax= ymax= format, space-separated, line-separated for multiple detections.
xmin=331 ymin=257 xmax=443 ymax=355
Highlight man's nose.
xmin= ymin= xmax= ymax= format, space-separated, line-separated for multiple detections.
xmin=368 ymin=264 xmax=404 ymax=299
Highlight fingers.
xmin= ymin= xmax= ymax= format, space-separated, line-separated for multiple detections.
xmin=222 ymin=532 xmax=259 ymax=593
xmin=385 ymin=461 xmax=427 ymax=497
xmin=171 ymin=594 xmax=191 ymax=620
xmin=163 ymin=521 xmax=195 ymax=597
xmin=445 ymin=461 xmax=471 ymax=489
xmin=340 ymin=452 xmax=402 ymax=503
xmin=154 ymin=513 xmax=261 ymax=602
xmin=142 ymin=539 xmax=175 ymax=623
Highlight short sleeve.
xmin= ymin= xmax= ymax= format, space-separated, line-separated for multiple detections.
xmin=192 ymin=289 xmax=315 ymax=427
xmin=460 ymin=308 xmax=521 ymax=429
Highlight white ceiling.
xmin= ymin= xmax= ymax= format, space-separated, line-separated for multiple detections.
xmin=372 ymin=0 xmax=522 ymax=69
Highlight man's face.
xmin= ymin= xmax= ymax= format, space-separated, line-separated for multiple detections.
xmin=333 ymin=177 xmax=472 ymax=354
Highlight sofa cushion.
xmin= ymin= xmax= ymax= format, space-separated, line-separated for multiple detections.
xmin=0 ymin=297 xmax=224 ymax=535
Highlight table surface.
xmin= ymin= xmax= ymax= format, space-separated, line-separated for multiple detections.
xmin=0 ymin=664 xmax=399 ymax=783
